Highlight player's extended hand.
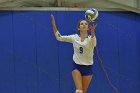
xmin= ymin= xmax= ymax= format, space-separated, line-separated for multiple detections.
xmin=51 ymin=14 xmax=56 ymax=26
xmin=89 ymin=24 xmax=97 ymax=31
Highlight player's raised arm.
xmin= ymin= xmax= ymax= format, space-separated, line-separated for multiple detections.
xmin=51 ymin=14 xmax=58 ymax=34
xmin=51 ymin=14 xmax=73 ymax=43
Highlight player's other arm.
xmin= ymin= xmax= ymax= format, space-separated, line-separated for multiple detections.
xmin=51 ymin=14 xmax=72 ymax=43
xmin=89 ymin=24 xmax=97 ymax=47
xmin=90 ymin=24 xmax=97 ymax=38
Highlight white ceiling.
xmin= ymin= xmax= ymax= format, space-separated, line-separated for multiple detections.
xmin=0 ymin=0 xmax=139 ymax=14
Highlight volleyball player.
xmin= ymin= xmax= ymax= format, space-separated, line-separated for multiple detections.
xmin=51 ymin=14 xmax=97 ymax=93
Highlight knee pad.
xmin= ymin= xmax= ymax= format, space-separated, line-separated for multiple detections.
xmin=75 ymin=90 xmax=83 ymax=93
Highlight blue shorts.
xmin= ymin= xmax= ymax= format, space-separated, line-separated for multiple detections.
xmin=72 ymin=62 xmax=93 ymax=76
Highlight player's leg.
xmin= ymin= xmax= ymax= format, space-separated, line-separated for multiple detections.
xmin=82 ymin=75 xmax=93 ymax=93
xmin=72 ymin=69 xmax=83 ymax=93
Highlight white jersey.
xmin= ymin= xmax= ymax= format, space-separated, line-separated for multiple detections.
xmin=55 ymin=31 xmax=97 ymax=65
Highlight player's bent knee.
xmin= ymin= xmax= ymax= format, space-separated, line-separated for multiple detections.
xmin=76 ymin=90 xmax=83 ymax=93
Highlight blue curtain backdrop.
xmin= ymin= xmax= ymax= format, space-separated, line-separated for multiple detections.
xmin=0 ymin=11 xmax=140 ymax=93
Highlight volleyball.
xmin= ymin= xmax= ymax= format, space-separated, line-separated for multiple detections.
xmin=85 ymin=8 xmax=98 ymax=22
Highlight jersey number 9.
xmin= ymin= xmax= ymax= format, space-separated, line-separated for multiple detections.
xmin=79 ymin=47 xmax=83 ymax=54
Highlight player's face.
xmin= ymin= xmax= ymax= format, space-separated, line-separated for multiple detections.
xmin=79 ymin=20 xmax=89 ymax=31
